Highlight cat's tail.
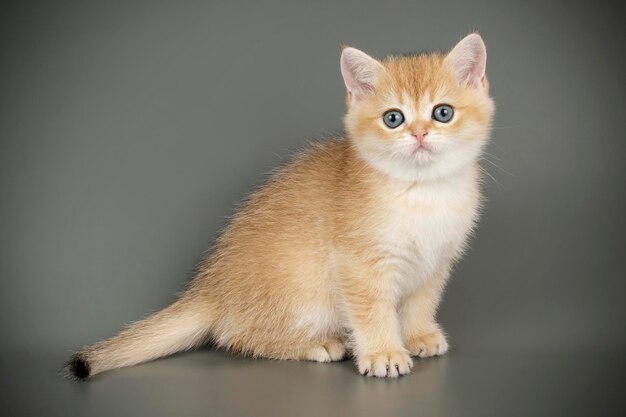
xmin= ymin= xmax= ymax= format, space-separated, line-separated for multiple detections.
xmin=66 ymin=297 xmax=214 ymax=380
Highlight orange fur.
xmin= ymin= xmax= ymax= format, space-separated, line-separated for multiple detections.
xmin=68 ymin=34 xmax=495 ymax=379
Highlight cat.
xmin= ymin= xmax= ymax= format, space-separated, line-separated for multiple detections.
xmin=67 ymin=33 xmax=495 ymax=379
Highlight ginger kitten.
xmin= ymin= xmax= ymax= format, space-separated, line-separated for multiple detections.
xmin=68 ymin=33 xmax=494 ymax=379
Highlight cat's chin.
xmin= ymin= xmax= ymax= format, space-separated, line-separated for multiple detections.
xmin=357 ymin=147 xmax=478 ymax=183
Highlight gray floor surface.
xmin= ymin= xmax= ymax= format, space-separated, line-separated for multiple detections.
xmin=2 ymin=346 xmax=623 ymax=417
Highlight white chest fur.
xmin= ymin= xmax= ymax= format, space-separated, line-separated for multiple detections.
xmin=374 ymin=171 xmax=480 ymax=297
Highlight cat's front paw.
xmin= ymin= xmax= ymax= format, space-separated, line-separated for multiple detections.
xmin=357 ymin=350 xmax=413 ymax=378
xmin=406 ymin=329 xmax=449 ymax=358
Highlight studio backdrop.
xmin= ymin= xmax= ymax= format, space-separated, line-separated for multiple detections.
xmin=1 ymin=1 xmax=624 ymax=416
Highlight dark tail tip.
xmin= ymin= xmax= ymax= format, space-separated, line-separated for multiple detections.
xmin=67 ymin=355 xmax=91 ymax=381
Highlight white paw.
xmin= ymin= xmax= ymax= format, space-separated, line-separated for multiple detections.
xmin=406 ymin=329 xmax=449 ymax=358
xmin=304 ymin=338 xmax=346 ymax=362
xmin=323 ymin=338 xmax=347 ymax=361
xmin=357 ymin=350 xmax=413 ymax=378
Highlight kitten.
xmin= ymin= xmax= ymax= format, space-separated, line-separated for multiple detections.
xmin=68 ymin=33 xmax=494 ymax=379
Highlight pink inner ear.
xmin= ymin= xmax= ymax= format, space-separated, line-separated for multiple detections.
xmin=340 ymin=47 xmax=383 ymax=103
xmin=444 ymin=34 xmax=487 ymax=86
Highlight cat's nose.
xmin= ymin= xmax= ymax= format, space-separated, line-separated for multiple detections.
xmin=411 ymin=129 xmax=429 ymax=144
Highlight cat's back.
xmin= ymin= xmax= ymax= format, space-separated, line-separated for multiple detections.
xmin=238 ymin=137 xmax=349 ymax=222
xmin=274 ymin=137 xmax=349 ymax=197
xmin=212 ymin=137 xmax=349 ymax=263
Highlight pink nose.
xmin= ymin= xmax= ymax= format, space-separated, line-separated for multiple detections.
xmin=412 ymin=129 xmax=429 ymax=143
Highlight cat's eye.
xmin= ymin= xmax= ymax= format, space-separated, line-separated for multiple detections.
xmin=382 ymin=110 xmax=405 ymax=129
xmin=432 ymin=104 xmax=454 ymax=123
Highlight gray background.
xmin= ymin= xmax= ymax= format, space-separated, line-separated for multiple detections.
xmin=1 ymin=0 xmax=624 ymax=416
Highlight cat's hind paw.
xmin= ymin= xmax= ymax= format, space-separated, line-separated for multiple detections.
xmin=304 ymin=338 xmax=346 ymax=362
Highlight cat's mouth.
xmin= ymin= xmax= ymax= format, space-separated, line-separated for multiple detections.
xmin=413 ymin=143 xmax=432 ymax=153
xmin=407 ymin=143 xmax=436 ymax=164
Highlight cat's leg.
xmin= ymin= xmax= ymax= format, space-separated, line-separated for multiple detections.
xmin=399 ymin=268 xmax=449 ymax=358
xmin=303 ymin=337 xmax=347 ymax=362
xmin=340 ymin=262 xmax=413 ymax=378
xmin=228 ymin=333 xmax=346 ymax=363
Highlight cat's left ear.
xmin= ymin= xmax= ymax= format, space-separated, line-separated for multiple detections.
xmin=340 ymin=47 xmax=384 ymax=104
xmin=444 ymin=33 xmax=487 ymax=88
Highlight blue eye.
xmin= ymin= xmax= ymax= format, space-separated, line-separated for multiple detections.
xmin=432 ymin=104 xmax=454 ymax=123
xmin=383 ymin=110 xmax=404 ymax=129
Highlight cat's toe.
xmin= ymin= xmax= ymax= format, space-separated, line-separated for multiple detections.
xmin=357 ymin=351 xmax=412 ymax=378
xmin=407 ymin=329 xmax=449 ymax=358
xmin=305 ymin=338 xmax=346 ymax=362
xmin=305 ymin=345 xmax=332 ymax=362
xmin=323 ymin=338 xmax=346 ymax=361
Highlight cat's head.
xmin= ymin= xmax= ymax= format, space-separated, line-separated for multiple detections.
xmin=341 ymin=34 xmax=495 ymax=182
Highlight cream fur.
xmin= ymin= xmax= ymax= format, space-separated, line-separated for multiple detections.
xmin=69 ymin=34 xmax=494 ymax=380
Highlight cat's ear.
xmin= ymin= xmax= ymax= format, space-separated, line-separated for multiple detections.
xmin=340 ymin=47 xmax=384 ymax=104
xmin=444 ymin=33 xmax=487 ymax=88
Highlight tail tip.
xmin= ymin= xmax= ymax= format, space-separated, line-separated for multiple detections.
xmin=67 ymin=355 xmax=91 ymax=380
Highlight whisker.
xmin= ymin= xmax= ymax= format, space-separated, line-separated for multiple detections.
xmin=481 ymin=157 xmax=517 ymax=178
xmin=480 ymin=166 xmax=505 ymax=190
xmin=489 ymin=141 xmax=506 ymax=153
xmin=483 ymin=152 xmax=508 ymax=164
